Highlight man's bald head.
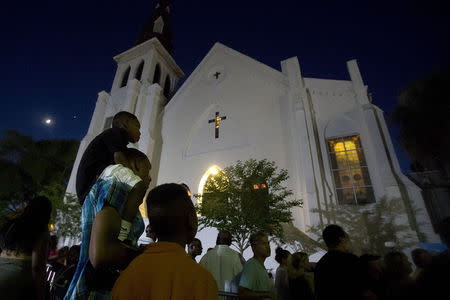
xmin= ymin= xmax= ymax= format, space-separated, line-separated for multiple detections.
xmin=216 ymin=230 xmax=232 ymax=246
xmin=146 ymin=183 xmax=198 ymax=244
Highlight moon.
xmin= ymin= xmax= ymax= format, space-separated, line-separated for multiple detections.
xmin=44 ymin=118 xmax=53 ymax=125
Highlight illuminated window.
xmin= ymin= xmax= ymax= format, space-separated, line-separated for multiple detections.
xmin=327 ymin=135 xmax=375 ymax=205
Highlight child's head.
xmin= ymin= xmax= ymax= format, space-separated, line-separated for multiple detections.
xmin=147 ymin=183 xmax=197 ymax=245
xmin=113 ymin=111 xmax=141 ymax=143
xmin=275 ymin=247 xmax=291 ymax=266
xmin=122 ymin=148 xmax=151 ymax=183
xmin=291 ymin=251 xmax=309 ymax=270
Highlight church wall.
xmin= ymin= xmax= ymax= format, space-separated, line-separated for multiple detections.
xmin=303 ymin=76 xmax=438 ymax=242
xmin=305 ymin=78 xmax=399 ymax=201
xmin=157 ymin=48 xmax=293 ymax=204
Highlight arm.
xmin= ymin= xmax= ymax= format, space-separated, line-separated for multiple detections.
xmin=121 ymin=181 xmax=148 ymax=223
xmin=113 ymin=151 xmax=128 ymax=166
xmin=31 ymin=232 xmax=49 ymax=300
xmin=89 ymin=205 xmax=140 ymax=270
xmin=238 ymin=286 xmax=275 ymax=300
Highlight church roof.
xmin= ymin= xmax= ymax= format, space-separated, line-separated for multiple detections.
xmin=135 ymin=0 xmax=173 ymax=54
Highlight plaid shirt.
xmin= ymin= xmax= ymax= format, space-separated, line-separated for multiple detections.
xmin=65 ymin=165 xmax=145 ymax=300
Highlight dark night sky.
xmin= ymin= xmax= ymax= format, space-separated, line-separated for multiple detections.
xmin=0 ymin=0 xmax=448 ymax=172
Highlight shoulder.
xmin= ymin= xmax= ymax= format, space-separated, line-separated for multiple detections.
xmin=101 ymin=127 xmax=125 ymax=137
xmin=188 ymin=258 xmax=217 ymax=283
xmin=100 ymin=128 xmax=128 ymax=144
xmin=199 ymin=250 xmax=212 ymax=263
xmin=243 ymin=258 xmax=258 ymax=271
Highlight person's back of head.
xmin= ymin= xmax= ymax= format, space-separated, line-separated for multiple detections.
xmin=359 ymin=254 xmax=382 ymax=281
xmin=66 ymin=245 xmax=81 ymax=266
xmin=216 ymin=230 xmax=232 ymax=246
xmin=411 ymin=248 xmax=432 ymax=268
xmin=112 ymin=111 xmax=138 ymax=128
xmin=275 ymin=247 xmax=291 ymax=265
xmin=0 ymin=196 xmax=52 ymax=254
xmin=383 ymin=251 xmax=412 ymax=280
xmin=112 ymin=111 xmax=140 ymax=143
xmin=322 ymin=224 xmax=349 ymax=251
xmin=146 ymin=183 xmax=197 ymax=245
xmin=291 ymin=252 xmax=308 ymax=270
xmin=179 ymin=183 xmax=192 ymax=197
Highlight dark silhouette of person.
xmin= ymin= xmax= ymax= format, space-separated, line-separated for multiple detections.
xmin=314 ymin=224 xmax=363 ymax=300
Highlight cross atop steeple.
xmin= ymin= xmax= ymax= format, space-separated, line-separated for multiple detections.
xmin=135 ymin=0 xmax=173 ymax=54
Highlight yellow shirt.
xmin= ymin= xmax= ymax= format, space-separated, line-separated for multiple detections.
xmin=112 ymin=242 xmax=218 ymax=300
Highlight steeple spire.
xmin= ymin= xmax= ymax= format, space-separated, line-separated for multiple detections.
xmin=135 ymin=0 xmax=173 ymax=54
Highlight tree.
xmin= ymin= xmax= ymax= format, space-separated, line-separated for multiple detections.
xmin=308 ymin=196 xmax=419 ymax=256
xmin=0 ymin=130 xmax=80 ymax=237
xmin=391 ymin=67 xmax=450 ymax=175
xmin=194 ymin=159 xmax=302 ymax=254
xmin=39 ymin=184 xmax=81 ymax=240
xmin=280 ymin=222 xmax=325 ymax=254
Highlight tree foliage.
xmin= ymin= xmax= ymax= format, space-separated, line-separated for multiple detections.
xmin=0 ymin=130 xmax=80 ymax=238
xmin=308 ymin=196 xmax=419 ymax=256
xmin=391 ymin=67 xmax=450 ymax=174
xmin=194 ymin=159 xmax=302 ymax=253
xmin=280 ymin=222 xmax=325 ymax=254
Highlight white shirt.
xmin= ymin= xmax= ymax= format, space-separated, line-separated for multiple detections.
xmin=199 ymin=245 xmax=244 ymax=292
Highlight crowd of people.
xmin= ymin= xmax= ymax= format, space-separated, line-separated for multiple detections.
xmin=0 ymin=111 xmax=449 ymax=300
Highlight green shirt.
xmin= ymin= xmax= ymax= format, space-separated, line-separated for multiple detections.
xmin=239 ymin=258 xmax=274 ymax=292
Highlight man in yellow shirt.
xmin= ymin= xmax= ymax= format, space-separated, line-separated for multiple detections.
xmin=112 ymin=183 xmax=218 ymax=299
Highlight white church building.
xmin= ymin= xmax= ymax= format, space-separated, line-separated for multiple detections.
xmin=65 ymin=0 xmax=439 ymax=257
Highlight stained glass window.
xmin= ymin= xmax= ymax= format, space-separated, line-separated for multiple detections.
xmin=327 ymin=135 xmax=375 ymax=205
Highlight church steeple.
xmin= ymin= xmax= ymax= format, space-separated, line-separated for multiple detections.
xmin=135 ymin=0 xmax=173 ymax=54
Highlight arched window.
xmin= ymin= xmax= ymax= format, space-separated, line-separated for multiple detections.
xmin=327 ymin=135 xmax=375 ymax=205
xmin=135 ymin=61 xmax=144 ymax=81
xmin=120 ymin=66 xmax=131 ymax=88
xmin=152 ymin=64 xmax=161 ymax=84
xmin=163 ymin=75 xmax=171 ymax=98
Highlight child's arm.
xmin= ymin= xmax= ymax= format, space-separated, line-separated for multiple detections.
xmin=89 ymin=205 xmax=141 ymax=270
xmin=114 ymin=151 xmax=128 ymax=166
xmin=121 ymin=180 xmax=148 ymax=222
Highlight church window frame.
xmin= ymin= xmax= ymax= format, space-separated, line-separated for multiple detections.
xmin=120 ymin=66 xmax=131 ymax=88
xmin=163 ymin=75 xmax=171 ymax=99
xmin=152 ymin=64 xmax=161 ymax=84
xmin=327 ymin=135 xmax=375 ymax=205
xmin=134 ymin=60 xmax=145 ymax=81
xmin=103 ymin=116 xmax=113 ymax=130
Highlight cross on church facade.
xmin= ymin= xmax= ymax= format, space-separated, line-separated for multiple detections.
xmin=213 ymin=72 xmax=221 ymax=80
xmin=208 ymin=111 xmax=227 ymax=139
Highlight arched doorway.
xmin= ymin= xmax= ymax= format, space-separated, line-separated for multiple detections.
xmin=197 ymin=165 xmax=223 ymax=212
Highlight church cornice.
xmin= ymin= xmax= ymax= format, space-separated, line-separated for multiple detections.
xmin=113 ymin=38 xmax=184 ymax=77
